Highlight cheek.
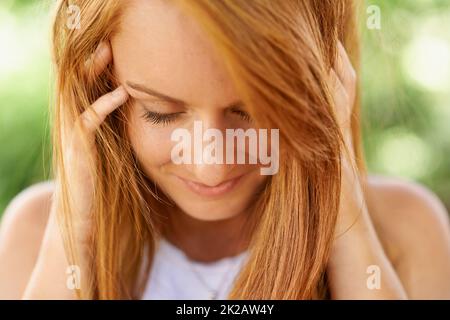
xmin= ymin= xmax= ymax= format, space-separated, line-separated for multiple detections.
xmin=127 ymin=118 xmax=174 ymax=168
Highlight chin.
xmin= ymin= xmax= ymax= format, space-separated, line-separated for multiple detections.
xmin=175 ymin=199 xmax=249 ymax=222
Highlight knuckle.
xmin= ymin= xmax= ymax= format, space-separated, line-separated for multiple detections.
xmin=81 ymin=108 xmax=101 ymax=128
xmin=349 ymin=68 xmax=357 ymax=83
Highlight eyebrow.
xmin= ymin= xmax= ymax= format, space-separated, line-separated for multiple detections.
xmin=126 ymin=81 xmax=186 ymax=106
xmin=126 ymin=80 xmax=244 ymax=110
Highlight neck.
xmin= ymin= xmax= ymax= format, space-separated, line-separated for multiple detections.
xmin=162 ymin=207 xmax=252 ymax=263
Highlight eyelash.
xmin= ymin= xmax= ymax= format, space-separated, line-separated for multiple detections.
xmin=231 ymin=108 xmax=252 ymax=122
xmin=141 ymin=108 xmax=252 ymax=126
xmin=141 ymin=110 xmax=184 ymax=126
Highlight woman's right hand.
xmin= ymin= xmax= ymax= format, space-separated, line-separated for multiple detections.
xmin=54 ymin=41 xmax=129 ymax=243
xmin=23 ymin=41 xmax=128 ymax=299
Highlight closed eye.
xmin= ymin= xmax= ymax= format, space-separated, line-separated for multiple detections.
xmin=141 ymin=110 xmax=184 ymax=126
xmin=230 ymin=107 xmax=252 ymax=122
xmin=140 ymin=106 xmax=251 ymax=126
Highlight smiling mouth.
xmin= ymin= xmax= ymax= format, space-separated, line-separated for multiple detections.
xmin=175 ymin=174 xmax=245 ymax=198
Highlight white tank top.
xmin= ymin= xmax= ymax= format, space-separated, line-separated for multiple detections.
xmin=141 ymin=237 xmax=249 ymax=299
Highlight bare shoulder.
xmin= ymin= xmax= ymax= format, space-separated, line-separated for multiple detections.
xmin=1 ymin=181 xmax=54 ymax=234
xmin=366 ymin=175 xmax=450 ymax=233
xmin=0 ymin=180 xmax=55 ymax=299
xmin=365 ymin=175 xmax=450 ymax=299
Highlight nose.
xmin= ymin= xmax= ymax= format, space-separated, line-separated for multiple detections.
xmin=190 ymin=113 xmax=236 ymax=187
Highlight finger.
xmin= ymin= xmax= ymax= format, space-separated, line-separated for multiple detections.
xmin=335 ymin=41 xmax=356 ymax=93
xmin=79 ymin=85 xmax=129 ymax=132
xmin=329 ymin=68 xmax=349 ymax=123
xmin=84 ymin=41 xmax=112 ymax=77
xmin=330 ymin=69 xmax=354 ymax=152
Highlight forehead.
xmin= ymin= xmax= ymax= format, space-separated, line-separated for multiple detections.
xmin=111 ymin=0 xmax=238 ymax=108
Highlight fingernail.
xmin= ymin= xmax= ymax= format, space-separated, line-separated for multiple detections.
xmin=84 ymin=42 xmax=108 ymax=68
xmin=94 ymin=42 xmax=109 ymax=61
xmin=111 ymin=85 xmax=127 ymax=99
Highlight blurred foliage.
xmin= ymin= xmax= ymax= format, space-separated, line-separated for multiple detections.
xmin=0 ymin=0 xmax=53 ymax=216
xmin=0 ymin=0 xmax=449 ymax=216
xmin=361 ymin=0 xmax=450 ymax=211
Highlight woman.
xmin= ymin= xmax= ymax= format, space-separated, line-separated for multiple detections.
xmin=0 ymin=0 xmax=449 ymax=299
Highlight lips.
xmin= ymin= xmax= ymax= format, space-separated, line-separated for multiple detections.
xmin=175 ymin=174 xmax=244 ymax=198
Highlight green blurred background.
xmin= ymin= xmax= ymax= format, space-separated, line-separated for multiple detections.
xmin=0 ymin=0 xmax=449 ymax=216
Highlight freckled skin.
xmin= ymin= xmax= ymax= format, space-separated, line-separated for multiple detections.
xmin=111 ymin=0 xmax=268 ymax=221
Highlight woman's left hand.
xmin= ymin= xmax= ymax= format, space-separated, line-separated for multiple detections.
xmin=326 ymin=41 xmax=407 ymax=299
xmin=329 ymin=41 xmax=367 ymax=236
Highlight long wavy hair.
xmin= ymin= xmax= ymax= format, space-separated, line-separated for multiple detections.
xmin=51 ymin=0 xmax=365 ymax=299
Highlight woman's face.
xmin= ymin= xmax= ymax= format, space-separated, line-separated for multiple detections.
xmin=111 ymin=0 xmax=268 ymax=221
